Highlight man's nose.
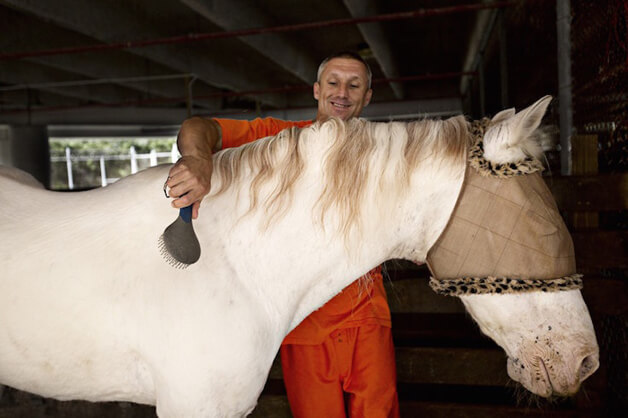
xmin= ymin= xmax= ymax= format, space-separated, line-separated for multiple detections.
xmin=337 ymin=83 xmax=349 ymax=98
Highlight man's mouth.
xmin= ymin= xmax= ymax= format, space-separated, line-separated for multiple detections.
xmin=331 ymin=101 xmax=351 ymax=109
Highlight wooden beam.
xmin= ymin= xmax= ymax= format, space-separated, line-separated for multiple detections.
xmin=545 ymin=173 xmax=628 ymax=212
xmin=573 ymin=230 xmax=628 ymax=272
xmin=570 ymin=135 xmax=600 ymax=228
xmin=268 ymin=346 xmax=507 ymax=386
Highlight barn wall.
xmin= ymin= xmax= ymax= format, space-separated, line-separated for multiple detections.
xmin=0 ymin=126 xmax=10 ymax=166
xmin=3 ymin=125 xmax=50 ymax=187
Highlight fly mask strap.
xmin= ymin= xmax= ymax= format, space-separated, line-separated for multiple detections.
xmin=427 ymin=119 xmax=583 ymax=296
xmin=429 ymin=274 xmax=583 ymax=296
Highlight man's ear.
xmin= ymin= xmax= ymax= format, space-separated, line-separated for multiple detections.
xmin=364 ymin=88 xmax=373 ymax=107
xmin=313 ymin=82 xmax=320 ymax=101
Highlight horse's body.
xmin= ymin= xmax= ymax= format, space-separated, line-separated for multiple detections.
xmin=0 ymin=96 xmax=598 ymax=417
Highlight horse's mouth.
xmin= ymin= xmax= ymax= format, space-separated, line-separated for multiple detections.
xmin=538 ymin=357 xmax=553 ymax=393
xmin=513 ymin=356 xmax=554 ymax=398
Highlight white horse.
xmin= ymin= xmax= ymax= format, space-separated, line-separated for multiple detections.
xmin=0 ymin=96 xmax=598 ymax=417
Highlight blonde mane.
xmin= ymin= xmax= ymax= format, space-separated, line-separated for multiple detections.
xmin=211 ymin=116 xmax=471 ymax=237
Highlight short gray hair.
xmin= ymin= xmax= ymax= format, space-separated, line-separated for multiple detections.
xmin=316 ymin=51 xmax=372 ymax=88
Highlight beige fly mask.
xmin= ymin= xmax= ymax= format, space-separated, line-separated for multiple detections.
xmin=427 ymin=120 xmax=583 ymax=296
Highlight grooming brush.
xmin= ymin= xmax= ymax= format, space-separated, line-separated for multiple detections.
xmin=158 ymin=181 xmax=201 ymax=268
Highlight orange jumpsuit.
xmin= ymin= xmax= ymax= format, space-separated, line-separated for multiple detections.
xmin=216 ymin=117 xmax=399 ymax=418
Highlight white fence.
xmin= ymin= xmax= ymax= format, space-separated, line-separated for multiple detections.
xmin=51 ymin=144 xmax=179 ymax=189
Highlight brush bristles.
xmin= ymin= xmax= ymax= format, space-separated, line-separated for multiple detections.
xmin=158 ymin=235 xmax=191 ymax=269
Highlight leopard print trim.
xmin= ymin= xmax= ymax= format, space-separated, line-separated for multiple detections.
xmin=468 ymin=118 xmax=545 ymax=177
xmin=429 ymin=274 xmax=583 ymax=296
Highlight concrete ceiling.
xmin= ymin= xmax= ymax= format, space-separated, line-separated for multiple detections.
xmin=0 ymin=0 xmax=550 ymax=126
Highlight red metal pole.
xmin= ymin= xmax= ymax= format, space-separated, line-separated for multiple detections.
xmin=0 ymin=2 xmax=515 ymax=61
xmin=0 ymin=72 xmax=477 ymax=114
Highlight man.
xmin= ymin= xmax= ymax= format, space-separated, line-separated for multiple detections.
xmin=166 ymin=51 xmax=399 ymax=418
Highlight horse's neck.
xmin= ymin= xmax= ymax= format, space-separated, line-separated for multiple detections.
xmin=198 ymin=138 xmax=467 ymax=335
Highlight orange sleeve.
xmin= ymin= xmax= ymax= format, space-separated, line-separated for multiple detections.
xmin=215 ymin=117 xmax=312 ymax=149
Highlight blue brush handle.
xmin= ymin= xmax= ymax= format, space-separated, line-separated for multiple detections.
xmin=179 ymin=205 xmax=193 ymax=223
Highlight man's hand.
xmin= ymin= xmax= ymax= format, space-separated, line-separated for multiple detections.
xmin=166 ymin=155 xmax=212 ymax=219
xmin=166 ymin=117 xmax=221 ymax=219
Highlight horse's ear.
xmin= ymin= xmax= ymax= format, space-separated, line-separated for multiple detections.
xmin=483 ymin=96 xmax=552 ymax=163
xmin=510 ymin=95 xmax=553 ymax=136
xmin=491 ymin=108 xmax=516 ymax=124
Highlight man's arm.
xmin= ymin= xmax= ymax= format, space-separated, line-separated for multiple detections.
xmin=166 ymin=116 xmax=222 ymax=219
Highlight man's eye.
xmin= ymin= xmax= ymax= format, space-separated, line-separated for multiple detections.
xmin=328 ymin=81 xmax=337 ymax=85
xmin=350 ymin=85 xmax=359 ymax=88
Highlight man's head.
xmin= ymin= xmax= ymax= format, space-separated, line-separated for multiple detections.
xmin=314 ymin=51 xmax=373 ymax=121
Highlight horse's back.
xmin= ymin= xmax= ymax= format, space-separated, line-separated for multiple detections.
xmin=0 ymin=164 xmax=174 ymax=221
xmin=0 ymin=166 xmax=183 ymax=403
xmin=0 ymin=164 xmax=178 ymax=281
xmin=0 ymin=164 xmax=274 ymax=410
xmin=0 ymin=165 xmax=45 ymax=189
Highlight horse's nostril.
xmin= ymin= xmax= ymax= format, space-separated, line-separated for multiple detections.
xmin=579 ymin=354 xmax=599 ymax=382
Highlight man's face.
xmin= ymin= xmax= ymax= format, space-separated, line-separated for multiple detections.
xmin=314 ymin=57 xmax=373 ymax=121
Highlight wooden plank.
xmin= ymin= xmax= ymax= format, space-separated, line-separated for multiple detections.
xmin=250 ymin=396 xmax=603 ymax=418
xmin=395 ymin=346 xmax=507 ymax=385
xmin=391 ymin=313 xmax=495 ymax=348
xmin=545 ymin=173 xmax=628 ymax=212
xmin=269 ymin=346 xmax=507 ymax=386
xmin=384 ymin=276 xmax=465 ymax=314
xmin=399 ymin=401 xmax=604 ymax=418
xmin=0 ymin=403 xmax=155 ymax=418
xmin=573 ymin=230 xmax=628 ymax=271
xmin=250 ymin=395 xmax=292 ymax=418
xmin=572 ymin=135 xmax=599 ymax=175
xmin=570 ymin=135 xmax=600 ymax=229
xmin=581 ymin=277 xmax=628 ymax=317
xmin=0 ymin=395 xmax=603 ymax=418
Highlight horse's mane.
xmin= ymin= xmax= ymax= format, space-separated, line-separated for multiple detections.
xmin=211 ymin=116 xmax=471 ymax=237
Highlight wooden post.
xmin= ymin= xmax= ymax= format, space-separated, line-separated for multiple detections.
xmin=570 ymin=134 xmax=599 ymax=229
xmin=185 ymin=75 xmax=197 ymax=118
xmin=100 ymin=155 xmax=107 ymax=187
xmin=130 ymin=146 xmax=138 ymax=174
xmin=557 ymin=0 xmax=574 ymax=175
xmin=150 ymin=149 xmax=157 ymax=166
xmin=65 ymin=147 xmax=74 ymax=190
xmin=498 ymin=10 xmax=508 ymax=108
xmin=171 ymin=143 xmax=178 ymax=163
xmin=478 ymin=54 xmax=485 ymax=117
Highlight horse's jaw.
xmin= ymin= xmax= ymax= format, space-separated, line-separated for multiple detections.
xmin=459 ymin=290 xmax=599 ymax=397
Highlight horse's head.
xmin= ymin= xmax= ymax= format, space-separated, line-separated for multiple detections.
xmin=426 ymin=96 xmax=599 ymax=397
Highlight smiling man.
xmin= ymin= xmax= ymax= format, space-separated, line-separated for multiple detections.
xmin=167 ymin=51 xmax=399 ymax=418
xmin=314 ymin=53 xmax=373 ymax=120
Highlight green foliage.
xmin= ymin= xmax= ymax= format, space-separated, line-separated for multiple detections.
xmin=49 ymin=137 xmax=177 ymax=190
xmin=49 ymin=137 xmax=176 ymax=156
